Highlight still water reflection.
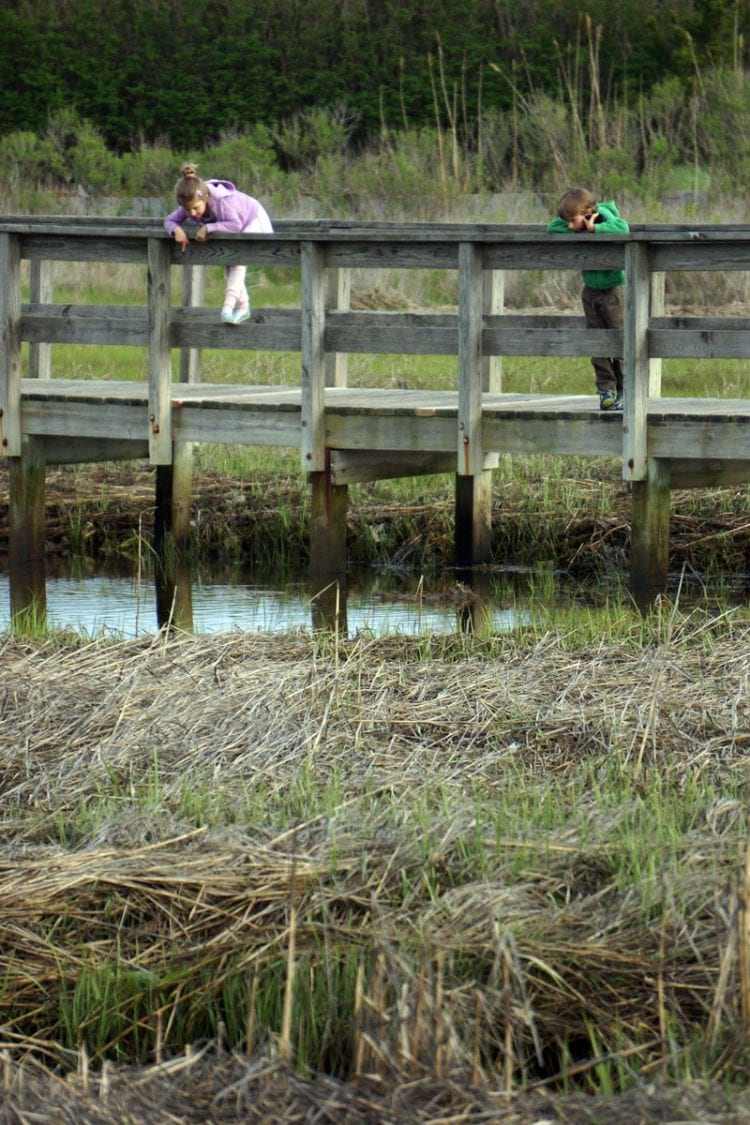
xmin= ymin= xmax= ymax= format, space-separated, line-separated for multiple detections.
xmin=0 ymin=560 xmax=525 ymax=638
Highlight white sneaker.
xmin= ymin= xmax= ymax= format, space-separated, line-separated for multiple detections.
xmin=232 ymin=307 xmax=251 ymax=324
xmin=221 ymin=307 xmax=235 ymax=324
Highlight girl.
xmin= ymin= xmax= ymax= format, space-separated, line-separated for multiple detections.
xmin=164 ymin=164 xmax=273 ymax=324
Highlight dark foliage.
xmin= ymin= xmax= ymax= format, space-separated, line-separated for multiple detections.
xmin=1 ymin=0 xmax=748 ymax=151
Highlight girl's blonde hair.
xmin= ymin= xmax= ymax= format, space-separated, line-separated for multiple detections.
xmin=557 ymin=186 xmax=596 ymax=220
xmin=174 ymin=163 xmax=210 ymax=207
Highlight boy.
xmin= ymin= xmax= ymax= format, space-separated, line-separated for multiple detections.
xmin=547 ymin=187 xmax=629 ymax=411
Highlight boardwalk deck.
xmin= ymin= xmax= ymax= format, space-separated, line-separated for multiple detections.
xmin=20 ymin=379 xmax=750 ymax=467
xmin=3 ymin=217 xmax=750 ymax=625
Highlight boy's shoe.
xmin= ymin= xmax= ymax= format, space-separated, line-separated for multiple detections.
xmin=599 ymin=389 xmax=622 ymax=411
xmin=232 ymin=307 xmax=251 ymax=325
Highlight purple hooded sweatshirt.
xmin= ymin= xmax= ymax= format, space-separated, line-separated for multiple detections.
xmin=164 ymin=179 xmax=263 ymax=236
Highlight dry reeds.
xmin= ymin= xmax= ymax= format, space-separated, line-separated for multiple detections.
xmin=0 ymin=617 xmax=748 ymax=1119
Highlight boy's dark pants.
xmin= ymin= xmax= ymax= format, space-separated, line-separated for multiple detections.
xmin=582 ymin=284 xmax=623 ymax=395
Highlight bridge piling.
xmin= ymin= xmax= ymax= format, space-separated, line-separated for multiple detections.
xmin=8 ymin=437 xmax=46 ymax=626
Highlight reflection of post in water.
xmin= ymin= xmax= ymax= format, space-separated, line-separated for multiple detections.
xmin=310 ymin=580 xmax=348 ymax=635
xmin=155 ymin=559 xmax=194 ymax=633
xmin=454 ymin=570 xmax=494 ymax=636
xmin=154 ymin=458 xmax=195 ymax=633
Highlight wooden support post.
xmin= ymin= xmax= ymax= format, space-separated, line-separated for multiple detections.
xmin=630 ymin=458 xmax=671 ymax=609
xmin=8 ymin=437 xmax=46 ymax=627
xmin=0 ymin=232 xmax=22 ymax=457
xmin=180 ymin=263 xmax=204 ymax=384
xmin=154 ymin=459 xmax=194 ymax=632
xmin=154 ymin=445 xmax=193 ymax=553
xmin=147 ymin=238 xmax=173 ymax=465
xmin=29 ymin=259 xmax=52 ymax=379
xmin=325 ymin=267 xmax=350 ymax=387
xmin=309 ymin=469 xmax=348 ymax=579
xmin=309 ymin=466 xmax=349 ymax=633
xmin=482 ymin=269 xmax=504 ymax=393
xmin=455 ymin=470 xmax=493 ymax=568
xmin=623 ymin=242 xmax=650 ymax=483
xmin=456 ymin=241 xmax=493 ymax=566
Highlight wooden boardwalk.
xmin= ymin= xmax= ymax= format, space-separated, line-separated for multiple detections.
xmin=20 ymin=378 xmax=750 ymax=481
xmin=3 ymin=217 xmax=750 ymax=625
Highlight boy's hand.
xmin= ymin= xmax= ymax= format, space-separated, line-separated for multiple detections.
xmin=568 ymin=210 xmax=599 ymax=232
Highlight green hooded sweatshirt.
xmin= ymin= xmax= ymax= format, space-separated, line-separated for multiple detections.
xmin=546 ymin=199 xmax=629 ymax=290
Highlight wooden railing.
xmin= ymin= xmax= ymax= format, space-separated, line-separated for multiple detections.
xmin=3 ymin=217 xmax=750 ymax=613
xmin=3 ymin=218 xmax=750 ymax=479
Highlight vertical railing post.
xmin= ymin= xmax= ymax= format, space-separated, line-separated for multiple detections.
xmin=29 ymin=260 xmax=52 ymax=380
xmin=147 ymin=238 xmax=173 ymax=465
xmin=458 ymin=241 xmax=484 ymax=477
xmin=301 ymin=241 xmax=326 ymax=472
xmin=303 ymin=240 xmax=349 ymax=590
xmin=623 ymin=242 xmax=650 ymax=483
xmin=325 ymin=267 xmax=350 ymax=387
xmin=482 ymin=268 xmax=504 ymax=393
xmin=649 ymin=270 xmax=665 ymax=398
xmin=0 ymin=232 xmax=22 ymax=456
xmin=180 ymin=263 xmax=204 ymax=385
xmin=456 ymin=240 xmax=493 ymax=567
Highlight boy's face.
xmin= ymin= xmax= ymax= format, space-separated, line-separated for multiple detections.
xmin=566 ymin=207 xmax=596 ymax=231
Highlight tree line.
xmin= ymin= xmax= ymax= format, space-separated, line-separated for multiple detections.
xmin=1 ymin=0 xmax=747 ymax=153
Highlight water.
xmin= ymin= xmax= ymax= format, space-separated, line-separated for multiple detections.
xmin=1 ymin=558 xmax=746 ymax=638
xmin=0 ymin=561 xmax=523 ymax=638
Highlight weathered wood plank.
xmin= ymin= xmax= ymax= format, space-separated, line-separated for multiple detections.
xmin=646 ymin=417 xmax=750 ymax=460
xmin=649 ymin=243 xmax=750 ymax=271
xmin=0 ymin=233 xmax=22 ymax=456
xmin=623 ymin=242 xmax=650 ymax=482
xmin=147 ymin=238 xmax=173 ymax=464
xmin=458 ymin=241 xmax=484 ymax=475
xmin=41 ymin=436 xmax=149 ymax=463
xmin=300 ymin=241 xmax=326 ymax=471
xmin=649 ymin=328 xmax=750 ymax=359
xmin=179 ymin=263 xmax=205 ymax=384
xmin=28 ymin=260 xmax=53 ymax=379
xmin=22 ymin=234 xmax=147 ymax=263
xmin=22 ymin=304 xmax=150 ymax=346
xmin=8 ymin=436 xmax=46 ymax=623
xmin=649 ymin=272 xmax=665 ymax=396
xmin=483 ymin=270 xmax=503 ymax=393
xmin=630 ymin=458 xmax=671 ymax=608
xmin=325 ymin=268 xmax=350 ymax=387
xmin=666 ymin=457 xmax=750 ymax=487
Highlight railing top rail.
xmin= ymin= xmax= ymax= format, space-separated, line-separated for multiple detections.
xmin=4 ymin=216 xmax=750 ymax=244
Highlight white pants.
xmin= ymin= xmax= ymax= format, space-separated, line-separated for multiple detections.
xmin=223 ymin=204 xmax=274 ymax=310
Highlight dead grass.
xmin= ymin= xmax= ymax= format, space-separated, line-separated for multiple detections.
xmin=0 ymin=620 xmax=749 ymax=1116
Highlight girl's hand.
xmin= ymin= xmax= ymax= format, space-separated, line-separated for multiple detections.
xmin=173 ymin=226 xmax=189 ymax=252
xmin=194 ymin=225 xmax=208 ymax=242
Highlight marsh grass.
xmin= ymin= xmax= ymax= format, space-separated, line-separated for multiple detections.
xmin=0 ymin=615 xmax=748 ymax=1112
